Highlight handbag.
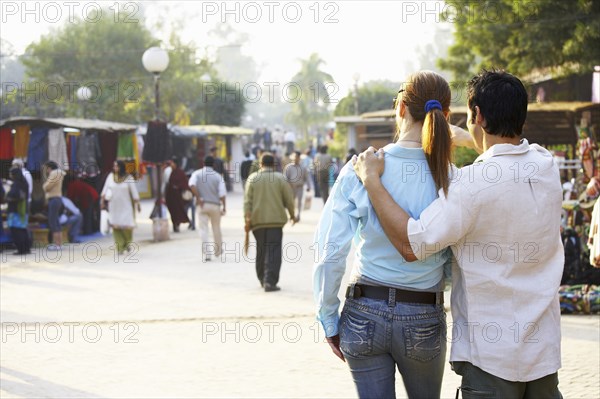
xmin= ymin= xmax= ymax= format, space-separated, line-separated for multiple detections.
xmin=182 ymin=189 xmax=193 ymax=201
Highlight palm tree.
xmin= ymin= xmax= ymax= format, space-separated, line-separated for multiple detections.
xmin=286 ymin=53 xmax=335 ymax=142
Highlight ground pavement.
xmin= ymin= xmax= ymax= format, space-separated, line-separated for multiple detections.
xmin=1 ymin=191 xmax=599 ymax=398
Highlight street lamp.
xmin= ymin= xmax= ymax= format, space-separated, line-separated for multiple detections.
xmin=76 ymin=86 xmax=92 ymax=118
xmin=142 ymin=47 xmax=170 ymax=240
xmin=142 ymin=47 xmax=170 ymax=120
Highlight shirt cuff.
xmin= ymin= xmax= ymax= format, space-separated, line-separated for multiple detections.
xmin=319 ymin=315 xmax=340 ymax=337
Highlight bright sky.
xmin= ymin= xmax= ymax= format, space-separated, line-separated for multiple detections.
xmin=0 ymin=0 xmax=453 ymax=99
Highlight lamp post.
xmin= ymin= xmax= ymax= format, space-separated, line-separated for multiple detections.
xmin=142 ymin=47 xmax=170 ymax=120
xmin=76 ymin=86 xmax=92 ymax=118
xmin=142 ymin=47 xmax=170 ymax=236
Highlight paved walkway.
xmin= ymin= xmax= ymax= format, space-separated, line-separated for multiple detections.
xmin=1 ymin=191 xmax=598 ymax=398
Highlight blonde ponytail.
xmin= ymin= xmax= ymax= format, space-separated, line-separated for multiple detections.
xmin=422 ymin=108 xmax=452 ymax=196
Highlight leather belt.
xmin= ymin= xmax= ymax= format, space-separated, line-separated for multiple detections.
xmin=345 ymin=283 xmax=441 ymax=305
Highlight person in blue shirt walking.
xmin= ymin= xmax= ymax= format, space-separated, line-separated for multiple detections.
xmin=313 ymin=70 xmax=472 ymax=399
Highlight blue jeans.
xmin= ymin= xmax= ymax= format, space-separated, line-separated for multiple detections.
xmin=340 ymin=296 xmax=447 ymax=399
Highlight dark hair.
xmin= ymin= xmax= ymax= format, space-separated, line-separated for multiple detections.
xmin=10 ymin=167 xmax=28 ymax=193
xmin=171 ymin=157 xmax=180 ymax=167
xmin=44 ymin=161 xmax=59 ymax=170
xmin=210 ymin=146 xmax=217 ymax=152
xmin=319 ymin=145 xmax=328 ymax=154
xmin=260 ymin=152 xmax=275 ymax=167
xmin=396 ymin=70 xmax=452 ymax=196
xmin=204 ymin=156 xmax=215 ymax=167
xmin=116 ymin=160 xmax=127 ymax=177
xmin=467 ymin=69 xmax=528 ymax=137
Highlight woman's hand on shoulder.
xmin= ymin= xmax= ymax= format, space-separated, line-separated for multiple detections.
xmin=352 ymin=147 xmax=385 ymax=187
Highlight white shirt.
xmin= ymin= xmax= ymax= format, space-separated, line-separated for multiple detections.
xmin=23 ymin=169 xmax=33 ymax=202
xmin=407 ymin=139 xmax=563 ymax=382
xmin=284 ymin=131 xmax=296 ymax=142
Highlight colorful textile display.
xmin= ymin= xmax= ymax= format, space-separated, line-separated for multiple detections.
xmin=26 ymin=127 xmax=49 ymax=171
xmin=13 ymin=125 xmax=30 ymax=158
xmin=48 ymin=128 xmax=69 ymax=170
xmin=559 ymin=284 xmax=600 ymax=314
xmin=76 ymin=130 xmax=102 ymax=176
xmin=0 ymin=127 xmax=14 ymax=160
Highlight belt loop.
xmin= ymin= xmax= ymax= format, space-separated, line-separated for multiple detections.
xmin=388 ymin=288 xmax=396 ymax=307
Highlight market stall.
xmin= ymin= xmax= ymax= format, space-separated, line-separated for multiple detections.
xmin=0 ymin=117 xmax=140 ymax=245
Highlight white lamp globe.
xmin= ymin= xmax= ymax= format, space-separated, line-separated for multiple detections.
xmin=76 ymin=86 xmax=92 ymax=101
xmin=142 ymin=47 xmax=170 ymax=74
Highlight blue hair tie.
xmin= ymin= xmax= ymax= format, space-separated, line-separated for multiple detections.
xmin=424 ymin=100 xmax=442 ymax=113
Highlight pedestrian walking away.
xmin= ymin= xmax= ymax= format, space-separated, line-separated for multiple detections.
xmin=313 ymin=70 xmax=477 ymax=399
xmin=189 ymin=156 xmax=226 ymax=262
xmin=245 ymin=152 xmax=296 ymax=292
xmin=284 ymin=150 xmax=312 ymax=222
xmin=165 ymin=157 xmax=191 ymax=233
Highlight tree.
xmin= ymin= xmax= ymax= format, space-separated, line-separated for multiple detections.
xmin=285 ymin=53 xmax=335 ymax=142
xmin=18 ymin=11 xmax=246 ymax=125
xmin=21 ymin=11 xmax=157 ymax=122
xmin=439 ymin=0 xmax=600 ymax=82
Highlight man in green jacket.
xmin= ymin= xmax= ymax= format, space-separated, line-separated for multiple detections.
xmin=244 ymin=152 xmax=296 ymax=292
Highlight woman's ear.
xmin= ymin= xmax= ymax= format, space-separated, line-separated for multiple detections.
xmin=399 ymin=101 xmax=406 ymax=118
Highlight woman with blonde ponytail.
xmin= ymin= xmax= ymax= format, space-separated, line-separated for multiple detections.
xmin=313 ymin=70 xmax=474 ymax=398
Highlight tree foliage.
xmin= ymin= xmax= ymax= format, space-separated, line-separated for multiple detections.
xmin=439 ymin=0 xmax=600 ymax=81
xmin=15 ymin=10 xmax=245 ymax=125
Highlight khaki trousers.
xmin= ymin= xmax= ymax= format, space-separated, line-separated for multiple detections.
xmin=197 ymin=203 xmax=222 ymax=257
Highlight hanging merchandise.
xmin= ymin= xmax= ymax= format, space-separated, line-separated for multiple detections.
xmin=142 ymin=121 xmax=171 ymax=163
xmin=77 ymin=130 xmax=102 ymax=177
xmin=117 ymin=132 xmax=135 ymax=158
xmin=13 ymin=125 xmax=30 ymax=158
xmin=26 ymin=127 xmax=49 ymax=171
xmin=99 ymin=131 xmax=118 ymax=174
xmin=48 ymin=128 xmax=69 ymax=170
xmin=0 ymin=127 xmax=14 ymax=160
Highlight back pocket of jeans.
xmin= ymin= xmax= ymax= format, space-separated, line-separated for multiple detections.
xmin=339 ymin=312 xmax=374 ymax=357
xmin=404 ymin=322 xmax=442 ymax=362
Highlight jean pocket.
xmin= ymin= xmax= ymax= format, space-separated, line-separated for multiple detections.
xmin=339 ymin=311 xmax=374 ymax=357
xmin=404 ymin=321 xmax=442 ymax=362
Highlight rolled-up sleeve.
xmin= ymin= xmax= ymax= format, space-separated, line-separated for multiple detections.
xmin=407 ymin=180 xmax=474 ymax=260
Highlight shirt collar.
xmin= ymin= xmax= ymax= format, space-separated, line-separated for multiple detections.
xmin=474 ymin=138 xmax=530 ymax=163
xmin=383 ymin=142 xmax=426 ymax=160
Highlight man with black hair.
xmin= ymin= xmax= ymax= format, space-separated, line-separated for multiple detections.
xmin=189 ymin=156 xmax=226 ymax=262
xmin=354 ymin=70 xmax=563 ymax=398
xmin=244 ymin=152 xmax=296 ymax=292
xmin=210 ymin=146 xmax=231 ymax=192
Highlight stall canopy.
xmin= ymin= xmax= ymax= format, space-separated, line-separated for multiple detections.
xmin=0 ymin=117 xmax=137 ymax=132
xmin=173 ymin=125 xmax=253 ymax=136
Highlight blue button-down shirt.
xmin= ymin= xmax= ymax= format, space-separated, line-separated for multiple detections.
xmin=312 ymin=143 xmax=450 ymax=336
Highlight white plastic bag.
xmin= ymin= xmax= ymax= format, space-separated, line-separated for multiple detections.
xmin=100 ymin=209 xmax=111 ymax=235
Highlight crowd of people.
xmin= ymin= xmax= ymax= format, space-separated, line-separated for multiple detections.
xmin=1 ymin=159 xmax=94 ymax=254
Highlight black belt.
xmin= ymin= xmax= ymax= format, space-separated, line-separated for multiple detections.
xmin=345 ymin=283 xmax=441 ymax=305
